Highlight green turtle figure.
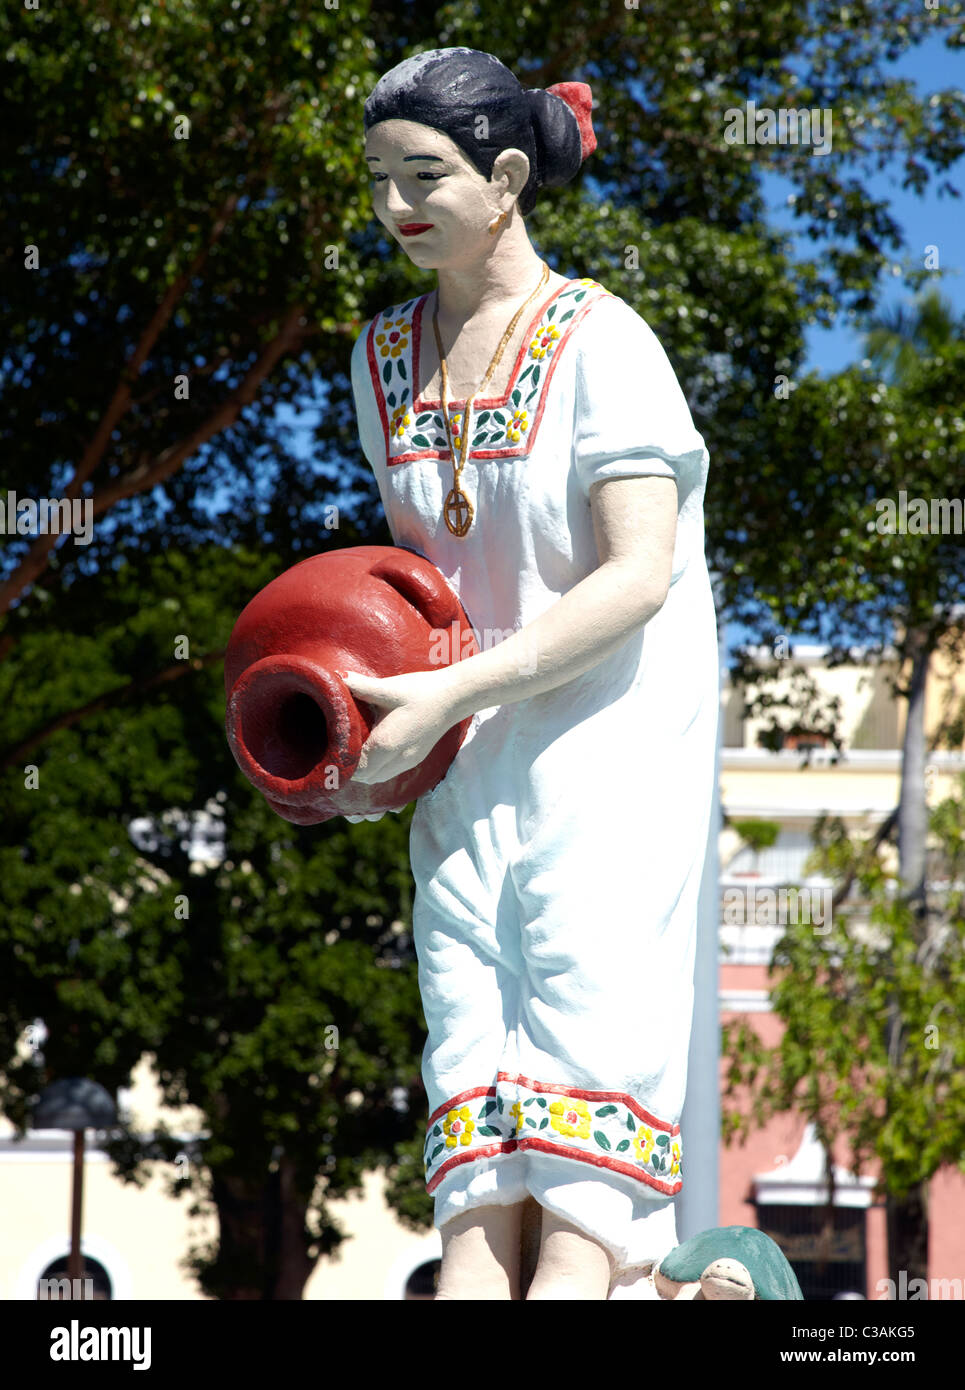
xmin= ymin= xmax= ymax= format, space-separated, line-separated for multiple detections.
xmin=609 ymin=1226 xmax=805 ymax=1300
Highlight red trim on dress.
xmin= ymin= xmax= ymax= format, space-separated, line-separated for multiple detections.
xmin=428 ymin=1072 xmax=680 ymax=1135
xmin=369 ymin=280 xmax=606 ymax=466
xmin=412 ymin=280 xmax=570 ymax=411
xmin=427 ymin=1137 xmax=681 ymax=1197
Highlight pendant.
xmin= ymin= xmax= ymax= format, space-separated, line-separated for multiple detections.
xmin=443 ymin=485 xmax=474 ymax=537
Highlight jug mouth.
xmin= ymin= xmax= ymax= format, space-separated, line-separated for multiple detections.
xmin=225 ymin=655 xmax=365 ymax=803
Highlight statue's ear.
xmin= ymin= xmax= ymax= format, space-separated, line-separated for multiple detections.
xmin=490 ymin=147 xmax=530 ymax=202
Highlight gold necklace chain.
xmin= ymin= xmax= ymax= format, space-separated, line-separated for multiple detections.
xmin=432 ymin=260 xmax=550 ymax=538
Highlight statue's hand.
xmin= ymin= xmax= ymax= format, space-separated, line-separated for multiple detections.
xmin=339 ymin=668 xmax=461 ymax=785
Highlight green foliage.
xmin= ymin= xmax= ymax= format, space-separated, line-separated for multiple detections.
xmin=722 ymin=776 xmax=965 ymax=1200
xmin=733 ymin=819 xmax=781 ymax=854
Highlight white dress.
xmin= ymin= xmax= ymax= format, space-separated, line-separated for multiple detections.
xmin=350 ymin=275 xmax=719 ymax=1275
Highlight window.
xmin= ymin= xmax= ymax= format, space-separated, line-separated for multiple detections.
xmin=37 ymin=1255 xmax=112 ymax=1301
xmin=755 ymin=1204 xmax=866 ymax=1300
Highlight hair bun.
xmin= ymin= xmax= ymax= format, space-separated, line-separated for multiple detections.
xmin=524 ymin=86 xmax=585 ymax=190
xmin=546 ymin=82 xmax=597 ymax=160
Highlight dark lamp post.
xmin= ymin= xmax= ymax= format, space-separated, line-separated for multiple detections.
xmin=32 ymin=1079 xmax=117 ymax=1288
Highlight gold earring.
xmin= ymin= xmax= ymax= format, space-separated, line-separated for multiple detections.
xmin=488 ymin=209 xmax=508 ymax=235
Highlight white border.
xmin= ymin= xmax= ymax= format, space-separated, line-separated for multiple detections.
xmin=381 ymin=1232 xmax=442 ymax=1301
xmin=10 ymin=1232 xmax=135 ymax=1301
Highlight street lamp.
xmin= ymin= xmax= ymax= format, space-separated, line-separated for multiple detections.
xmin=32 ymin=1079 xmax=117 ymax=1289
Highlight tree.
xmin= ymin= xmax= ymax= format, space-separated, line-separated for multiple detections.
xmin=720 ymin=290 xmax=965 ymax=1287
xmin=723 ymin=775 xmax=965 ymax=1294
xmin=3 ymin=0 xmax=963 ymax=1295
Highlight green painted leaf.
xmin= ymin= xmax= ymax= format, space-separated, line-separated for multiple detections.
xmin=493 ymin=411 xmax=506 ymax=424
xmin=594 ymin=1104 xmax=618 ymax=1117
xmin=558 ymin=308 xmax=575 ymax=322
xmin=524 ymin=1096 xmax=536 ymax=1106
xmin=432 ymin=436 xmax=447 ymax=447
xmin=546 ymin=303 xmax=555 ymax=320
xmin=429 ymin=1143 xmax=444 ymax=1161
xmin=472 ymin=432 xmax=487 ymax=446
xmin=531 ymin=365 xmax=540 ymax=387
xmin=511 ymin=388 xmax=521 ymax=407
xmin=397 ymin=359 xmax=407 ymax=380
xmin=432 ymin=1125 xmax=441 ymax=1137
xmin=517 ymin=366 xmax=533 ymax=384
xmin=400 ymin=387 xmax=409 ymax=404
xmin=656 ymin=1133 xmax=671 ymax=1147
xmin=526 ymin=1116 xmax=537 ymax=1128
xmin=574 ymin=290 xmax=586 ymax=302
xmin=382 ymin=360 xmax=392 ymax=384
xmin=616 ymin=1139 xmax=631 ymax=1152
xmin=477 ymin=1125 xmax=499 ymax=1137
xmin=386 ymin=390 xmax=396 ymax=407
xmin=593 ymin=1130 xmax=612 ymax=1150
xmin=481 ymin=1100 xmax=497 ymax=1116
xmin=411 ymin=433 xmax=431 ymax=448
xmin=539 ymin=1117 xmax=548 ymax=1129
xmin=416 ymin=413 xmax=432 ymax=426
xmin=497 ymin=1097 xmax=504 ymax=1113
xmin=536 ymin=1096 xmax=547 ymax=1107
xmin=626 ymin=1114 xmax=636 ymax=1131
xmin=476 ymin=411 xmax=491 ymax=426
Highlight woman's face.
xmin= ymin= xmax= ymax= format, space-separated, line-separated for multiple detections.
xmin=364 ymin=119 xmax=521 ymax=269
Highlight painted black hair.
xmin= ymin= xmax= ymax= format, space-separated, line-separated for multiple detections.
xmin=363 ymin=47 xmax=585 ymax=215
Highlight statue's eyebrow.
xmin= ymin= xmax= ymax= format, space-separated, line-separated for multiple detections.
xmin=364 ymin=154 xmax=446 ymax=163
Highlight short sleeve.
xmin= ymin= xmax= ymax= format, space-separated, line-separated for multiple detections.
xmin=572 ymin=294 xmax=708 ymax=502
xmin=350 ymin=321 xmax=383 ymax=472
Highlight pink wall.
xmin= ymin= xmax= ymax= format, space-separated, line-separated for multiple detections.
xmin=718 ymin=959 xmax=962 ymax=1297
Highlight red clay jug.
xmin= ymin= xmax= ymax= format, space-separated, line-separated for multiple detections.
xmin=224 ymin=545 xmax=478 ymax=824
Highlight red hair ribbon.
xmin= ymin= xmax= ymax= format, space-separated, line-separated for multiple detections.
xmin=547 ymin=81 xmax=597 ymax=160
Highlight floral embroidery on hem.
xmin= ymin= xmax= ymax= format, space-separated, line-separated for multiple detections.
xmin=423 ymin=1075 xmax=682 ymax=1196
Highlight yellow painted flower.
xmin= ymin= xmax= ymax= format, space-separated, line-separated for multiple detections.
xmin=447 ymin=411 xmax=463 ymax=450
xmin=443 ymin=1105 xmax=475 ymax=1149
xmin=391 ymin=407 xmax=411 ymax=438
xmin=510 ymin=1101 xmax=526 ymax=1133
xmin=549 ymin=1097 xmax=591 ymax=1139
xmin=670 ymin=1140 xmax=681 ymax=1176
xmin=633 ymin=1125 xmax=655 ymax=1163
xmin=529 ymin=323 xmax=561 ymax=361
xmin=376 ymin=318 xmax=411 ymax=359
xmin=507 ymin=409 xmax=528 ymax=443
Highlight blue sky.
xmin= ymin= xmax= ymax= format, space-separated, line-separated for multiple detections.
xmin=765 ymin=31 xmax=964 ymax=376
xmin=724 ymin=30 xmax=964 ymax=655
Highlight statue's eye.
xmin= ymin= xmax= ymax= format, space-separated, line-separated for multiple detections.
xmin=417 ymin=172 xmax=443 ymax=180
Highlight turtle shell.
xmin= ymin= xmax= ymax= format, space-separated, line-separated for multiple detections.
xmin=658 ymin=1225 xmax=804 ymax=1300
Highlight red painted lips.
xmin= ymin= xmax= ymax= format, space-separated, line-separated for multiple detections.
xmin=398 ymin=223 xmax=434 ymax=236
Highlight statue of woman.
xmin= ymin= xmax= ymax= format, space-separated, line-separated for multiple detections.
xmin=343 ymin=47 xmax=719 ymax=1300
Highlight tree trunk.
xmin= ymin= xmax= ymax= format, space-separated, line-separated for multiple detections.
xmin=886 ymin=1181 xmax=930 ymax=1295
xmin=886 ymin=629 xmax=932 ymax=1293
xmin=210 ymin=1160 xmax=316 ymax=1300
xmin=897 ymin=629 xmax=930 ymax=920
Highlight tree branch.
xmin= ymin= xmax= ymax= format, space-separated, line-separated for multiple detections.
xmin=90 ymin=302 xmax=310 ymax=512
xmin=0 ymin=191 xmax=242 ymax=617
xmin=0 ymin=649 xmax=225 ymax=771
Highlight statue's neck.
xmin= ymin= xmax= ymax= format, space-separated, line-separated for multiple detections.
xmin=434 ymin=226 xmax=546 ymax=328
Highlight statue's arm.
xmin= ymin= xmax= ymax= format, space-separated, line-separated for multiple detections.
xmin=342 ymin=473 xmax=677 ymax=786
xmin=441 ymin=472 xmax=677 ymax=722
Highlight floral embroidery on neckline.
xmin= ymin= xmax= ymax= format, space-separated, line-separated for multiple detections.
xmin=369 ymin=278 xmax=613 ymax=463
